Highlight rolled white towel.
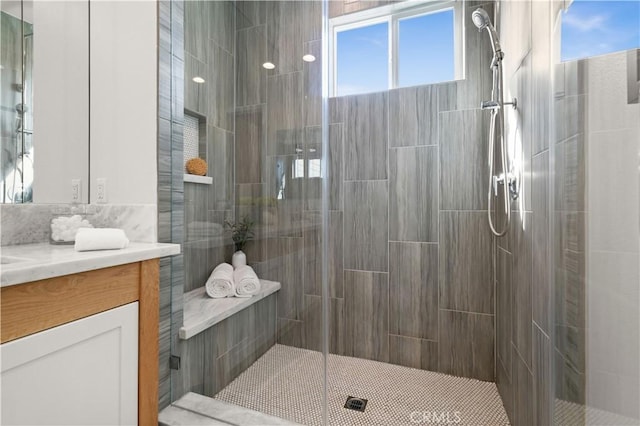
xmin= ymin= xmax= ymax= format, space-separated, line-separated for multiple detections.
xmin=74 ymin=228 xmax=129 ymax=252
xmin=205 ymin=263 xmax=235 ymax=298
xmin=233 ymin=265 xmax=261 ymax=298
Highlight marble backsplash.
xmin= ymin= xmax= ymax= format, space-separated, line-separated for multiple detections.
xmin=0 ymin=204 xmax=157 ymax=246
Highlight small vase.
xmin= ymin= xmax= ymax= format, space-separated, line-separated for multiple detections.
xmin=232 ymin=250 xmax=247 ymax=268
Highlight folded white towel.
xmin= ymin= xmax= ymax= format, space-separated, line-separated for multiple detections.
xmin=205 ymin=263 xmax=235 ymax=298
xmin=233 ymin=265 xmax=261 ymax=298
xmin=74 ymin=228 xmax=129 ymax=252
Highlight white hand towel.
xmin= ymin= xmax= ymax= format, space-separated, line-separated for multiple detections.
xmin=74 ymin=228 xmax=129 ymax=252
xmin=205 ymin=263 xmax=235 ymax=298
xmin=233 ymin=265 xmax=261 ymax=298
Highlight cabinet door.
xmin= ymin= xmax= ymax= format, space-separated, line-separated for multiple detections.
xmin=1 ymin=302 xmax=138 ymax=425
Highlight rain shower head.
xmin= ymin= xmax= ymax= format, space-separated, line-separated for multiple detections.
xmin=472 ymin=7 xmax=503 ymax=63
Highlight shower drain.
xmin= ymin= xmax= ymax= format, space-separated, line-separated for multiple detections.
xmin=344 ymin=396 xmax=368 ymax=412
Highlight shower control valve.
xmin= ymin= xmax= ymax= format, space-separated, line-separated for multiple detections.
xmin=481 ymin=100 xmax=500 ymax=111
xmin=492 ymin=173 xmax=519 ymax=201
xmin=492 ymin=174 xmax=503 ymax=196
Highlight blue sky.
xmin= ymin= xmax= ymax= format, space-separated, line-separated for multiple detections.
xmin=398 ymin=10 xmax=454 ymax=87
xmin=335 ymin=1 xmax=640 ymax=95
xmin=562 ymin=0 xmax=640 ymax=61
xmin=336 ymin=22 xmax=389 ymax=95
xmin=336 ymin=10 xmax=454 ymax=96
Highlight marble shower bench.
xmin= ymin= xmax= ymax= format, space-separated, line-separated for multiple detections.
xmin=175 ymin=279 xmax=280 ymax=397
xmin=179 ymin=279 xmax=280 ymax=340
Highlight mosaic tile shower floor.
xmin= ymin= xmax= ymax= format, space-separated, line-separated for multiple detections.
xmin=215 ymin=344 xmax=510 ymax=426
xmin=553 ymin=399 xmax=640 ymax=426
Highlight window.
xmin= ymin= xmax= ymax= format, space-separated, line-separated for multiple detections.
xmin=398 ymin=10 xmax=455 ymax=87
xmin=561 ymin=0 xmax=640 ymax=62
xmin=307 ymin=159 xmax=322 ymax=178
xmin=336 ymin=22 xmax=389 ymax=96
xmin=292 ymin=159 xmax=305 ymax=179
xmin=292 ymin=158 xmax=322 ymax=179
xmin=331 ymin=1 xmax=463 ymax=96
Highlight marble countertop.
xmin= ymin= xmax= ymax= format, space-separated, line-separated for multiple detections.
xmin=180 ymin=279 xmax=280 ymax=340
xmin=0 ymin=242 xmax=181 ymax=287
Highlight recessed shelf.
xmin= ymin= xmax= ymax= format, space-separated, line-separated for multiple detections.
xmin=183 ymin=174 xmax=212 ymax=185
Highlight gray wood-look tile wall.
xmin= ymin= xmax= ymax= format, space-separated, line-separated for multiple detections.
xmin=549 ymin=55 xmax=588 ymax=414
xmin=165 ymin=0 xmax=242 ymax=407
xmin=183 ymin=0 xmax=237 ymax=302
xmin=389 ymin=147 xmax=438 ymax=242
xmin=167 ymin=0 xmax=570 ymax=411
xmin=177 ymin=294 xmax=278 ymax=397
xmin=158 ymin=0 xmax=185 ymax=410
xmin=231 ymin=0 xmax=500 ymax=384
xmin=495 ymin=1 xmax=557 ymax=425
xmin=235 ymin=0 xmax=320 ymax=358
xmin=439 ymin=110 xmax=488 ymax=210
xmin=389 ymin=242 xmax=438 ymax=340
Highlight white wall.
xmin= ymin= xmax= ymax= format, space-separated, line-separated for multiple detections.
xmin=89 ymin=0 xmax=157 ymax=205
xmin=32 ymin=1 xmax=89 ymax=203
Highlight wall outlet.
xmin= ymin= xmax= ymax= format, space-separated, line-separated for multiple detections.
xmin=71 ymin=179 xmax=81 ymax=203
xmin=96 ymin=178 xmax=107 ymax=203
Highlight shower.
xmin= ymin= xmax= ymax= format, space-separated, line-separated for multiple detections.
xmin=471 ymin=8 xmax=503 ymax=63
xmin=473 ymin=7 xmax=517 ymax=237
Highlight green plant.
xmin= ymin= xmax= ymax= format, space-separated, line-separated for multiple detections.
xmin=225 ymin=215 xmax=255 ymax=252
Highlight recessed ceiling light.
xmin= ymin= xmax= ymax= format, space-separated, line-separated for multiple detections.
xmin=192 ymin=76 xmax=205 ymax=83
xmin=302 ymin=54 xmax=316 ymax=62
xmin=309 ymin=148 xmax=317 ymax=153
xmin=262 ymin=62 xmax=276 ymax=70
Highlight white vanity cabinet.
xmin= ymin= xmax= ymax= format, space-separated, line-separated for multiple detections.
xmin=0 ymin=258 xmax=164 ymax=425
xmin=1 ymin=303 xmax=139 ymax=425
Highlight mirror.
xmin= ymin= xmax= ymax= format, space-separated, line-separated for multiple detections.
xmin=1 ymin=0 xmax=89 ymax=204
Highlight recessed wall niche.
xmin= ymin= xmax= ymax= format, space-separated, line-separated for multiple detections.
xmin=183 ymin=111 xmax=210 ymax=184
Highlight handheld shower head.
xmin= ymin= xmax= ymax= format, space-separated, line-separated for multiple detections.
xmin=472 ymin=7 xmax=503 ymax=64
xmin=472 ymin=8 xmax=491 ymax=30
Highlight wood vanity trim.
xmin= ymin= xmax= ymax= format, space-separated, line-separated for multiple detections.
xmin=1 ymin=258 xmax=160 ymax=425
xmin=139 ymin=258 xmax=159 ymax=426
xmin=1 ymin=262 xmax=140 ymax=343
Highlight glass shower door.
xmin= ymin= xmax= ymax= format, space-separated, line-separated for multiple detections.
xmin=551 ymin=1 xmax=640 ymax=423
xmin=177 ymin=1 xmax=330 ymax=424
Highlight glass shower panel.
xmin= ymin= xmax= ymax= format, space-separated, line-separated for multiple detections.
xmin=582 ymin=50 xmax=640 ymax=424
xmin=552 ymin=2 xmax=640 ymax=424
xmin=322 ymin=1 xmax=508 ymax=425
xmin=178 ymin=1 xmax=328 ymax=424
